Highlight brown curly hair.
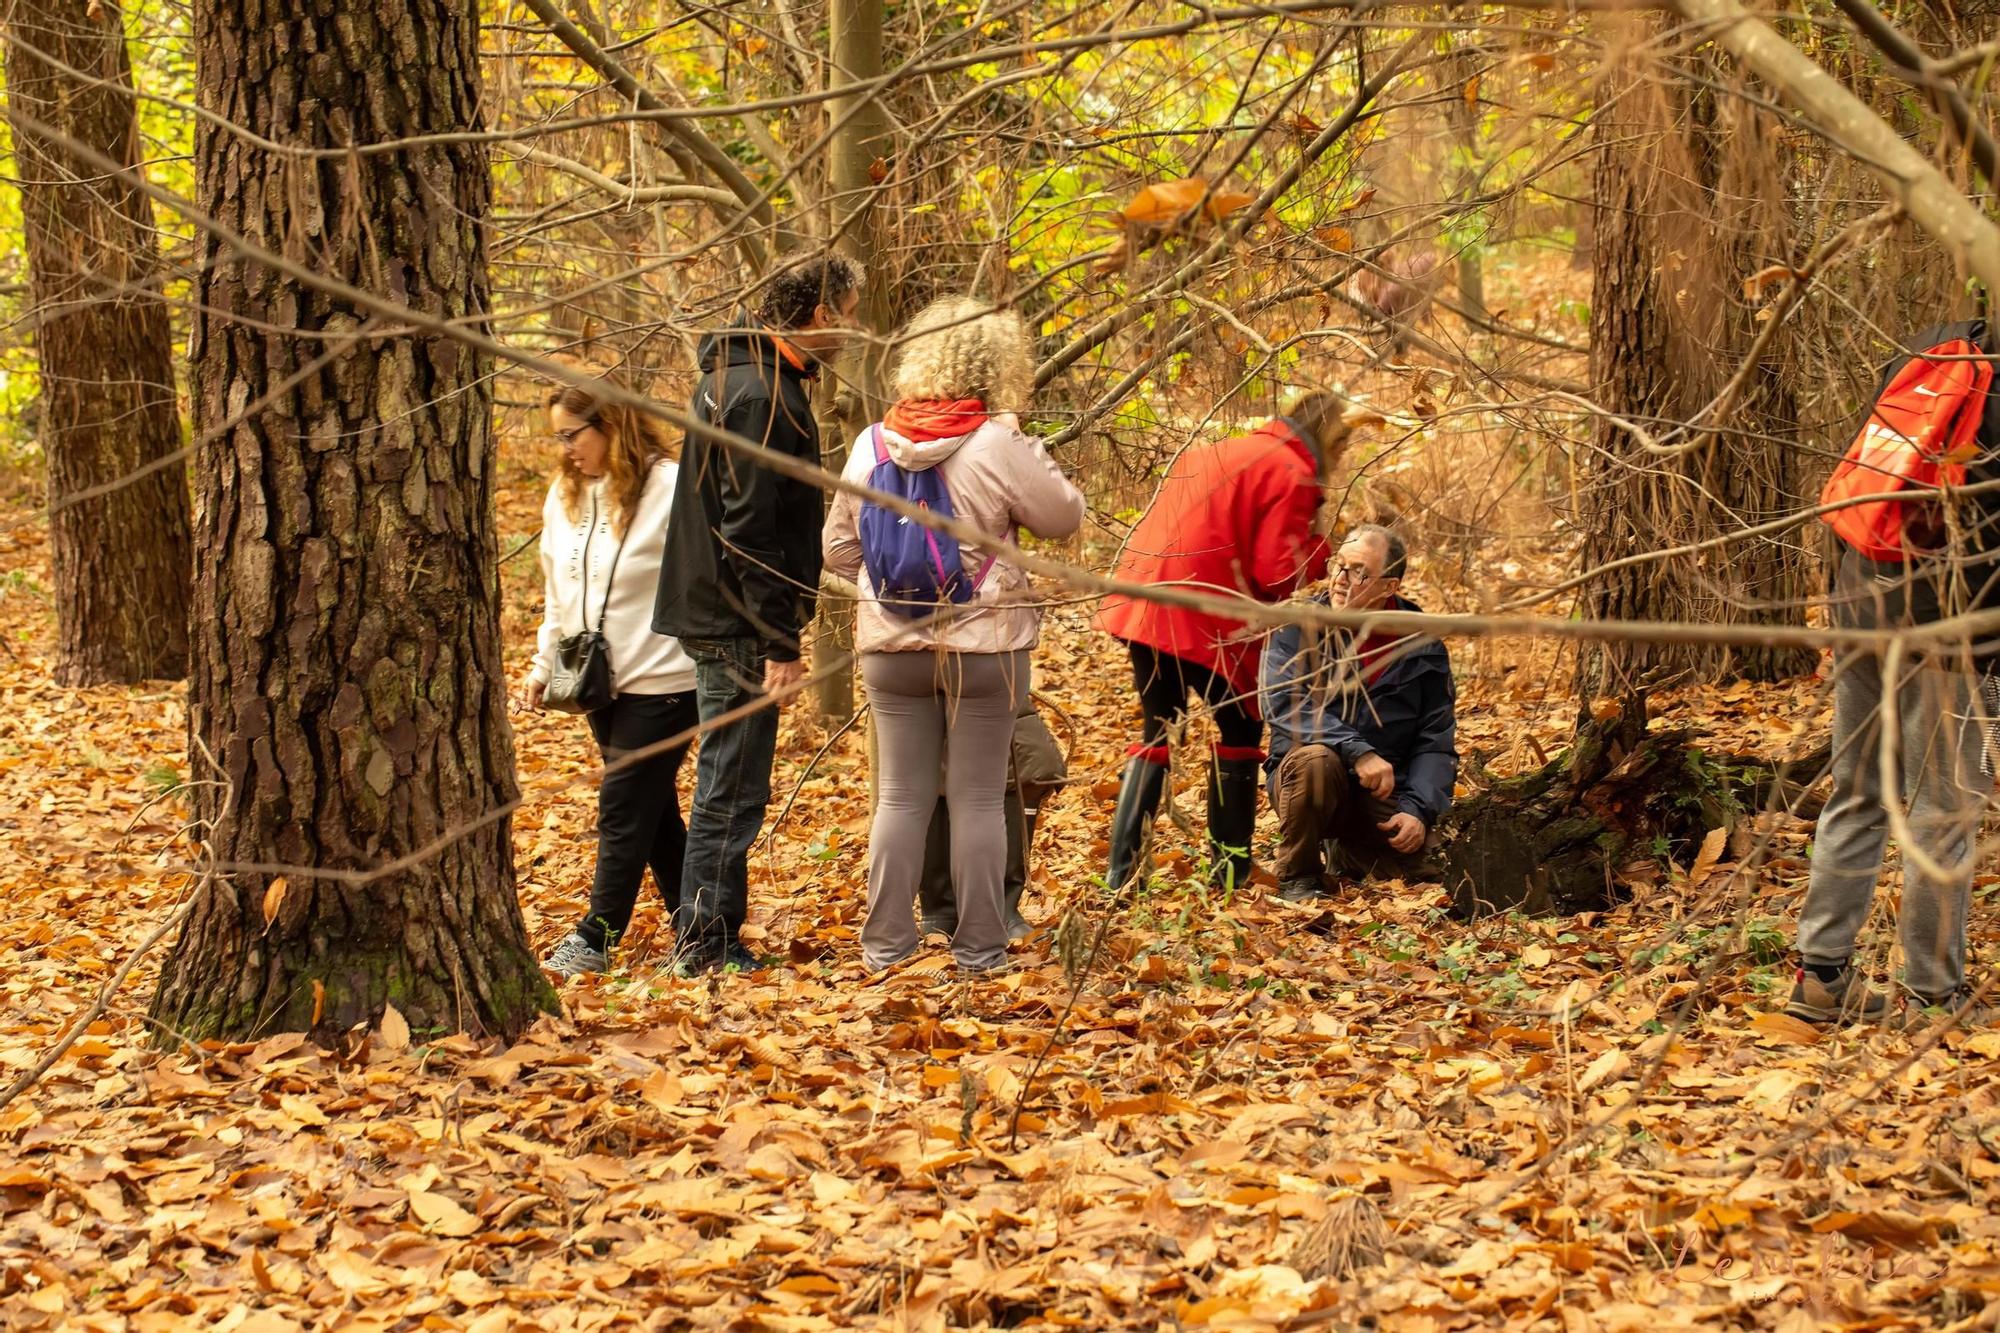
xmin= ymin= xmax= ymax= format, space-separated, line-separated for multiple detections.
xmin=547 ymin=370 xmax=677 ymax=537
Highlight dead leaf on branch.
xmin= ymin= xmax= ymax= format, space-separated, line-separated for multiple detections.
xmin=1742 ymin=263 xmax=1807 ymax=301
xmin=1120 ymin=177 xmax=1258 ymax=227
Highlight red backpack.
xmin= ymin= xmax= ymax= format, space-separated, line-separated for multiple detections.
xmin=1820 ymin=333 xmax=1993 ymax=562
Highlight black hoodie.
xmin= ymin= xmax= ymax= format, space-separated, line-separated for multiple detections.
xmin=652 ymin=314 xmax=825 ymax=660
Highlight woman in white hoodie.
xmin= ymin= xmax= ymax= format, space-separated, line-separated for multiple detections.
xmin=823 ymin=298 xmax=1086 ymax=974
xmin=520 ymin=374 xmax=698 ymax=978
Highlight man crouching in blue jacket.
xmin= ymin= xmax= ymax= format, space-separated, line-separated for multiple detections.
xmin=1259 ymin=524 xmax=1459 ymax=902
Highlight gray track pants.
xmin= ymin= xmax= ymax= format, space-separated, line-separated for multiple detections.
xmin=1799 ymin=648 xmax=1987 ymax=998
xmin=861 ymin=649 xmax=1028 ymax=972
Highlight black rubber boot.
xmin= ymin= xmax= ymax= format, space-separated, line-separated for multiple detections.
xmin=1106 ymin=748 xmax=1170 ymax=889
xmin=1207 ymin=748 xmax=1263 ymax=891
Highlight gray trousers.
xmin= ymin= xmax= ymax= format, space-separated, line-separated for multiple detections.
xmin=1799 ymin=648 xmax=1987 ymax=998
xmin=861 ymin=649 xmax=1028 ymax=972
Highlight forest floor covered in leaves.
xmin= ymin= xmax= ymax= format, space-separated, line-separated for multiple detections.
xmin=2 ymin=424 xmax=2000 ymax=1332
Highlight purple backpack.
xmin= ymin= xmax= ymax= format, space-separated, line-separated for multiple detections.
xmin=858 ymin=424 xmax=996 ymax=619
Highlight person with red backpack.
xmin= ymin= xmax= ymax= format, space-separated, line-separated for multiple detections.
xmin=1791 ymin=320 xmax=2000 ymax=1028
xmin=1094 ymin=391 xmax=1354 ymax=891
xmin=822 ymin=297 xmax=1085 ymax=975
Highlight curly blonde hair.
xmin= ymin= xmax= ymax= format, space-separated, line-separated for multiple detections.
xmin=890 ymin=297 xmax=1033 ymax=409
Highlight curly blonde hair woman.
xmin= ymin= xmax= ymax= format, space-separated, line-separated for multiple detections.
xmin=823 ymin=298 xmax=1085 ymax=975
xmin=890 ymin=295 xmax=1034 ymax=409
xmin=521 ymin=367 xmax=698 ymax=979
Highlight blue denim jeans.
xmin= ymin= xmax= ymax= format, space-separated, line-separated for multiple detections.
xmin=674 ymin=637 xmax=778 ymax=956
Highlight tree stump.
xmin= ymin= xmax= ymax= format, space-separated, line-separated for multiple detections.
xmin=1435 ymin=693 xmax=1819 ymax=919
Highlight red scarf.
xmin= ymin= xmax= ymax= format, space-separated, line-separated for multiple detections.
xmin=1355 ymin=630 xmax=1399 ymax=685
xmin=885 ymin=397 xmax=987 ymax=442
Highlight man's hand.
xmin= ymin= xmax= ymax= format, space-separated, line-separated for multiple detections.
xmin=763 ymin=657 xmax=807 ymax=695
xmin=513 ymin=677 xmax=546 ymax=713
xmin=1352 ymin=751 xmax=1395 ymax=800
xmin=1377 ymin=811 xmax=1426 ymax=854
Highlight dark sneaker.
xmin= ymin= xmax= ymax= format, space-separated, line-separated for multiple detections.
xmin=719 ymin=942 xmax=761 ymax=974
xmin=670 ymin=940 xmax=722 ymax=978
xmin=1004 ymin=908 xmax=1034 ymax=944
xmin=544 ymin=932 xmax=608 ymax=979
xmin=1784 ymin=966 xmax=1889 ymax=1025
xmin=1277 ymin=875 xmax=1330 ymax=904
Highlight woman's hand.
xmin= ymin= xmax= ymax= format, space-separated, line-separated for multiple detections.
xmin=514 ymin=677 xmax=546 ymax=713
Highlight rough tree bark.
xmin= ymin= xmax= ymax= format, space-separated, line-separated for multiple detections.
xmin=149 ymin=0 xmax=555 ymax=1042
xmin=1578 ymin=25 xmax=1817 ymax=690
xmin=1 ymin=0 xmax=191 ymax=684
xmin=815 ymin=0 xmax=896 ymax=725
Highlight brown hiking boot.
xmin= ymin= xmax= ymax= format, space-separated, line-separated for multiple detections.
xmin=1784 ymin=966 xmax=1889 ymax=1026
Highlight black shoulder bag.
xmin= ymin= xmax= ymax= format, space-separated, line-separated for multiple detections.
xmin=544 ymin=495 xmax=626 ymax=714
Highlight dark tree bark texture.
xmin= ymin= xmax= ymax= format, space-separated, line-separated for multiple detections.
xmin=1578 ymin=25 xmax=1817 ymax=691
xmin=149 ymin=0 xmax=555 ymax=1043
xmin=2 ymin=0 xmax=192 ymax=684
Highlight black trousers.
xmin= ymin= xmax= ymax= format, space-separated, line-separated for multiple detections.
xmin=578 ymin=691 xmax=697 ymax=951
xmin=919 ymin=782 xmax=1028 ymax=931
xmin=1127 ymin=643 xmax=1262 ymax=751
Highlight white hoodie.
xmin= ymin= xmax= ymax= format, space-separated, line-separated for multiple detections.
xmin=822 ymin=414 xmax=1085 ymax=655
xmin=531 ymin=459 xmax=697 ymax=696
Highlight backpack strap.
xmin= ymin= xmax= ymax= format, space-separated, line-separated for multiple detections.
xmin=965 ymin=529 xmax=1014 ymax=596
xmin=870 ymin=421 xmax=1009 ymax=600
xmin=968 ymin=551 xmax=1000 ymax=594
xmin=595 ymin=521 xmax=627 ymax=635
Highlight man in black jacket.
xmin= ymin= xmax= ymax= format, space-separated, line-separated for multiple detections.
xmin=656 ymin=257 xmax=861 ymax=974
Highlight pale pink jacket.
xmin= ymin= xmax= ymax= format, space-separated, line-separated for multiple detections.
xmin=822 ymin=414 xmax=1085 ymax=656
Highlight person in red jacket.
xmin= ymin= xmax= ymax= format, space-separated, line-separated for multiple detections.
xmin=1095 ymin=390 xmax=1353 ymax=889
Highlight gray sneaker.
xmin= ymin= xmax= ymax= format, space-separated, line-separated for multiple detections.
xmin=544 ymin=931 xmax=608 ymax=979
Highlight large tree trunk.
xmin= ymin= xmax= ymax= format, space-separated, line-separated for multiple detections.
xmin=2 ymin=0 xmax=191 ymax=684
xmin=149 ymin=0 xmax=555 ymax=1043
xmin=1578 ymin=25 xmax=1817 ymax=691
xmin=814 ymin=0 xmax=896 ymax=725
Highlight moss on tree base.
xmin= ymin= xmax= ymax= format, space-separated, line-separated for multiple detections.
xmin=1435 ymin=694 xmax=1787 ymax=919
